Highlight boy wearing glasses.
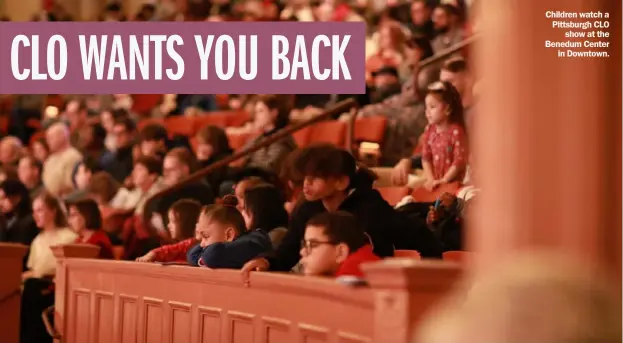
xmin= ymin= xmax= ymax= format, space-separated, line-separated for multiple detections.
xmin=299 ymin=211 xmax=380 ymax=278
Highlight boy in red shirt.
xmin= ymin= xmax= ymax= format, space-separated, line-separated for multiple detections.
xmin=299 ymin=211 xmax=380 ymax=278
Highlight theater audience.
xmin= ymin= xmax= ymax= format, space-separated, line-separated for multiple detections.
xmin=64 ymin=156 xmax=102 ymax=202
xmin=370 ymin=66 xmax=402 ymax=104
xmin=299 ymin=211 xmax=380 ymax=278
xmin=87 ymin=171 xmax=122 ymax=210
xmin=139 ymin=123 xmax=168 ymax=159
xmin=0 ymin=136 xmax=24 ymax=167
xmin=0 ymin=180 xmax=39 ymax=250
xmin=0 ymin=164 xmax=17 ymax=182
xmin=195 ymin=125 xmax=234 ymax=192
xmin=17 ymin=155 xmax=45 ymax=199
xmin=431 ymin=3 xmax=465 ymax=53
xmin=42 ymin=122 xmax=83 ymax=197
xmin=136 ymin=199 xmax=202 ymax=263
xmin=187 ymin=200 xmax=272 ymax=269
xmin=409 ymin=0 xmax=436 ymax=40
xmin=110 ymin=155 xmax=164 ymax=214
xmin=30 ymin=137 xmax=50 ymax=164
xmin=68 ymin=198 xmax=113 ymax=259
xmin=239 ymin=184 xmax=289 ymax=249
xmin=23 ymin=192 xmax=77 ymax=280
xmin=100 ymin=115 xmax=135 ymax=183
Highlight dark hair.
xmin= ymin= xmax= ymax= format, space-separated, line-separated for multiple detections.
xmin=169 ymin=199 xmax=202 ymax=240
xmin=33 ymin=137 xmax=49 ymax=151
xmin=200 ymin=202 xmax=246 ymax=236
xmin=0 ymin=165 xmax=18 ymax=181
xmin=196 ymin=125 xmax=233 ymax=155
xmin=0 ymin=179 xmax=31 ymax=216
xmin=35 ymin=192 xmax=68 ymax=228
xmin=69 ymin=198 xmax=102 ymax=230
xmin=87 ymin=171 xmax=120 ymax=203
xmin=256 ymin=94 xmax=290 ymax=130
xmin=134 ymin=155 xmax=162 ymax=176
xmin=243 ymin=184 xmax=288 ymax=232
xmin=19 ymin=155 xmax=42 ymax=172
xmin=166 ymin=147 xmax=197 ymax=173
xmin=442 ymin=58 xmax=468 ymax=73
xmin=232 ymin=167 xmax=282 ymax=188
xmin=140 ymin=123 xmax=168 ymax=143
xmin=306 ymin=211 xmax=367 ymax=252
xmin=106 ymin=2 xmax=122 ymax=12
xmin=426 ymin=81 xmax=466 ymax=128
xmin=408 ymin=36 xmax=435 ymax=60
xmin=291 ymin=144 xmax=376 ymax=189
xmin=81 ymin=156 xmax=102 ymax=174
xmin=114 ymin=115 xmax=136 ymax=132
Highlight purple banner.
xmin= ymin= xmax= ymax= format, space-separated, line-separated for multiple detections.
xmin=0 ymin=22 xmax=365 ymax=94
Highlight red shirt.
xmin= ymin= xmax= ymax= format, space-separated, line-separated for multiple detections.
xmin=152 ymin=238 xmax=197 ymax=263
xmin=421 ymin=123 xmax=468 ymax=181
xmin=76 ymin=230 xmax=114 ymax=259
xmin=335 ymin=245 xmax=381 ymax=278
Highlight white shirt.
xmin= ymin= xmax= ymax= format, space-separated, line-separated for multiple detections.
xmin=27 ymin=228 xmax=78 ymax=277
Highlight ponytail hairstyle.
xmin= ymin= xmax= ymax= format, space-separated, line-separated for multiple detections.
xmin=426 ymin=80 xmax=466 ymax=129
xmin=200 ymin=197 xmax=246 ymax=236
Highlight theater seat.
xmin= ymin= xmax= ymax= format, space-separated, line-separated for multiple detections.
xmin=131 ymin=94 xmax=162 ymax=116
xmin=137 ymin=118 xmax=165 ymax=131
xmin=443 ymin=250 xmax=470 ymax=263
xmin=394 ymin=250 xmax=421 ymax=259
xmin=226 ymin=111 xmax=251 ymax=127
xmin=227 ymin=132 xmax=253 ymax=151
xmin=376 ymin=186 xmax=410 ymax=206
xmin=164 ymin=116 xmax=195 ymax=137
xmin=354 ymin=116 xmax=387 ymax=144
xmin=308 ymin=120 xmax=346 ymax=146
xmin=292 ymin=126 xmax=312 ymax=147
xmin=195 ymin=113 xmax=230 ymax=129
xmin=411 ymin=182 xmax=461 ymax=203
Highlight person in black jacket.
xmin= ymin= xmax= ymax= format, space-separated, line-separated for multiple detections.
xmin=241 ymin=144 xmax=442 ymax=278
xmin=0 ymin=179 xmax=39 ymax=270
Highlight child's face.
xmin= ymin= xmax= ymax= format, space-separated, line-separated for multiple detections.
xmin=196 ymin=143 xmax=214 ymax=161
xmin=299 ymin=225 xmax=349 ymax=276
xmin=195 ymin=213 xmax=237 ymax=247
xmin=68 ymin=206 xmax=86 ymax=234
xmin=302 ymin=176 xmax=348 ymax=202
xmin=167 ymin=210 xmax=179 ymax=239
xmin=425 ymin=94 xmax=449 ymax=125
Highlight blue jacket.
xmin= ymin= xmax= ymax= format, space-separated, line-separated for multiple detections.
xmin=186 ymin=230 xmax=272 ymax=269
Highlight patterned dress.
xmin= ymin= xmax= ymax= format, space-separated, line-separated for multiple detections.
xmin=421 ymin=123 xmax=468 ymax=181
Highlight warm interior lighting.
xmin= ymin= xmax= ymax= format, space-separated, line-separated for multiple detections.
xmin=44 ymin=106 xmax=59 ymax=118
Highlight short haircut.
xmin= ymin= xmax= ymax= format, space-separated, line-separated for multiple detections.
xmin=87 ymin=171 xmax=121 ymax=203
xmin=200 ymin=202 xmax=246 ymax=236
xmin=166 ymin=147 xmax=197 ymax=172
xmin=20 ymin=155 xmax=42 ymax=171
xmin=169 ymin=199 xmax=202 ymax=240
xmin=442 ymin=58 xmax=468 ymax=73
xmin=0 ymin=179 xmax=31 ymax=214
xmin=243 ymin=184 xmax=288 ymax=232
xmin=69 ymin=198 xmax=102 ymax=230
xmin=134 ymin=155 xmax=162 ymax=176
xmin=140 ymin=123 xmax=168 ymax=143
xmin=306 ymin=211 xmax=368 ymax=252
xmin=292 ymin=144 xmax=357 ymax=181
xmin=114 ymin=116 xmax=136 ymax=132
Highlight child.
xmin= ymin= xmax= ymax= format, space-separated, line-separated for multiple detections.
xmin=420 ymin=81 xmax=468 ymax=190
xmin=299 ymin=211 xmax=380 ymax=278
xmin=135 ymin=199 xmax=202 ymax=263
xmin=426 ymin=192 xmax=464 ymax=252
xmin=239 ymin=184 xmax=289 ymax=249
xmin=241 ymin=144 xmax=443 ymax=280
xmin=68 ymin=198 xmax=114 ymax=259
xmin=187 ymin=198 xmax=272 ymax=269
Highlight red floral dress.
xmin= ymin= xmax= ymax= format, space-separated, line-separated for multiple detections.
xmin=421 ymin=123 xmax=468 ymax=181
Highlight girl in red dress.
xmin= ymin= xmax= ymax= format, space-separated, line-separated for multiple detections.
xmin=68 ymin=198 xmax=114 ymax=259
xmin=421 ymin=81 xmax=469 ymax=191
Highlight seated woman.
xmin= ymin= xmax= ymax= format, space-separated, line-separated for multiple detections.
xmin=195 ymin=125 xmax=234 ymax=192
xmin=239 ymin=184 xmax=289 ymax=249
xmin=23 ymin=192 xmax=78 ymax=281
xmin=239 ymin=94 xmax=296 ymax=174
xmin=136 ymin=199 xmax=202 ymax=263
xmin=68 ymin=198 xmax=114 ymax=259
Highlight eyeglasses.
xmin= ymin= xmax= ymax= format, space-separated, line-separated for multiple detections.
xmin=300 ymin=239 xmax=338 ymax=253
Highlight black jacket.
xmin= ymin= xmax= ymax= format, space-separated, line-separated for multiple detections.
xmin=264 ymin=184 xmax=443 ymax=272
xmin=100 ymin=145 xmax=134 ymax=183
xmin=147 ymin=181 xmax=215 ymax=227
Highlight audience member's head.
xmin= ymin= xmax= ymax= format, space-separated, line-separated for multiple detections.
xmin=426 ymin=80 xmax=465 ymax=128
xmin=0 ymin=179 xmax=31 ymax=216
xmin=139 ymin=123 xmax=168 ymax=157
xmin=195 ymin=125 xmax=233 ymax=161
xmin=0 ymin=136 xmax=24 ymax=166
xmin=163 ymin=147 xmax=196 ymax=186
xmin=73 ymin=156 xmax=102 ymax=191
xmin=410 ymin=0 xmax=433 ymax=26
xmin=167 ymin=199 xmax=202 ymax=241
xmin=293 ymin=144 xmax=375 ymax=201
xmin=195 ymin=202 xmax=246 ymax=247
xmin=100 ymin=109 xmax=116 ymax=134
xmin=17 ymin=155 xmax=42 ymax=189
xmin=64 ymin=99 xmax=88 ymax=130
xmin=68 ymin=198 xmax=102 ymax=235
xmin=432 ymin=3 xmax=459 ymax=33
xmin=439 ymin=58 xmax=471 ymax=97
xmin=33 ymin=192 xmax=68 ymax=230
xmin=299 ymin=211 xmax=367 ymax=276
xmin=0 ymin=165 xmax=18 ymax=183
xmin=253 ymin=94 xmax=290 ymax=133
xmin=46 ymin=122 xmax=71 ymax=154
xmin=240 ymin=184 xmax=288 ymax=232
xmin=87 ymin=171 xmax=120 ymax=205
xmin=31 ymin=138 xmax=49 ymax=163
xmin=112 ymin=116 xmax=136 ymax=150
xmin=132 ymin=155 xmax=162 ymax=191
xmin=378 ymin=20 xmax=407 ymax=53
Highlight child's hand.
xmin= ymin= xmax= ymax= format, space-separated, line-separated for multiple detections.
xmin=136 ymin=251 xmax=155 ymax=263
xmin=424 ymin=179 xmax=437 ymax=191
xmin=426 ymin=206 xmax=439 ymax=225
xmin=391 ymin=158 xmax=412 ymax=186
xmin=439 ymin=192 xmax=456 ymax=208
